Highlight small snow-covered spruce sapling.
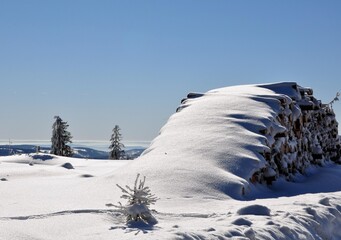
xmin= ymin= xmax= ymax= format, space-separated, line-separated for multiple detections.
xmin=114 ymin=174 xmax=158 ymax=225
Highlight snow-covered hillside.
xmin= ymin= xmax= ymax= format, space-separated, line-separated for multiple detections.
xmin=1 ymin=82 xmax=341 ymax=239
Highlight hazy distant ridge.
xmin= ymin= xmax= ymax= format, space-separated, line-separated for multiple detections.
xmin=0 ymin=144 xmax=145 ymax=160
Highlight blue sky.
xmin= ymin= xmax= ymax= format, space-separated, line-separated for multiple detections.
xmin=0 ymin=0 xmax=340 ymax=142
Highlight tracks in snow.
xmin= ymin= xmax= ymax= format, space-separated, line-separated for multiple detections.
xmin=0 ymin=209 xmax=221 ymax=222
xmin=0 ymin=209 xmax=120 ymax=221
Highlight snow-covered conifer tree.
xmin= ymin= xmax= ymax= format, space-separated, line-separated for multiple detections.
xmin=114 ymin=174 xmax=158 ymax=225
xmin=109 ymin=125 xmax=125 ymax=159
xmin=50 ymin=116 xmax=73 ymax=157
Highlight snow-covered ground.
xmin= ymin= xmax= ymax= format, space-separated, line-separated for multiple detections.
xmin=1 ymin=154 xmax=340 ymax=239
xmin=1 ymin=82 xmax=341 ymax=239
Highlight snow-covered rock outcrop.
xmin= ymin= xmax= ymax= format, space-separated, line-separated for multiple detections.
xmin=112 ymin=82 xmax=340 ymax=200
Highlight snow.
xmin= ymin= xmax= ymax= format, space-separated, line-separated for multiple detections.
xmin=1 ymin=82 xmax=341 ymax=239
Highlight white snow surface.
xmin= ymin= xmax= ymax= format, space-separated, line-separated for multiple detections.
xmin=1 ymin=82 xmax=341 ymax=239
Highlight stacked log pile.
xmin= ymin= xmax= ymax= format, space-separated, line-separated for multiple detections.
xmin=179 ymin=83 xmax=340 ymax=186
xmin=253 ymin=84 xmax=341 ymax=185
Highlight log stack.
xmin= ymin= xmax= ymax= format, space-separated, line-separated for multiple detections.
xmin=252 ymin=83 xmax=341 ymax=185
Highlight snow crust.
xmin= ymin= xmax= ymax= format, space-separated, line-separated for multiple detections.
xmin=1 ymin=82 xmax=341 ymax=239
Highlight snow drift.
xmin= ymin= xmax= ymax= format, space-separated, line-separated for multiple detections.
xmin=111 ymin=82 xmax=340 ymax=200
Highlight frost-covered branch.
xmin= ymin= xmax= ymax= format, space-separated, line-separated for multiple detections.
xmin=328 ymin=91 xmax=340 ymax=108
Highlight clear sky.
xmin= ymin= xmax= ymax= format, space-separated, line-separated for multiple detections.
xmin=0 ymin=0 xmax=340 ymax=142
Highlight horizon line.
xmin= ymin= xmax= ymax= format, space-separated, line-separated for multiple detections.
xmin=0 ymin=139 xmax=151 ymax=143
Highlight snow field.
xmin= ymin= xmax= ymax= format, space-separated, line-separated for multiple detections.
xmin=1 ymin=82 xmax=341 ymax=239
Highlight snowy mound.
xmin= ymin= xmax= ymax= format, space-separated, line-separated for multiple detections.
xmin=111 ymin=82 xmax=340 ymax=200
